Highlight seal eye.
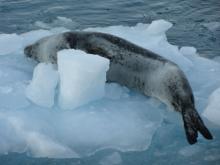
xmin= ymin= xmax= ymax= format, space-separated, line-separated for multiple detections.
xmin=66 ymin=35 xmax=77 ymax=49
xmin=190 ymin=94 xmax=194 ymax=104
xmin=24 ymin=45 xmax=32 ymax=57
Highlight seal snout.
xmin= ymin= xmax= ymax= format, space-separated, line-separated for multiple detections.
xmin=24 ymin=45 xmax=33 ymax=57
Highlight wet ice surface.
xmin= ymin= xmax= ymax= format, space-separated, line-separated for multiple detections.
xmin=0 ymin=20 xmax=220 ymax=164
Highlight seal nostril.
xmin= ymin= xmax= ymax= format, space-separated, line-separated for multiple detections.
xmin=24 ymin=45 xmax=32 ymax=57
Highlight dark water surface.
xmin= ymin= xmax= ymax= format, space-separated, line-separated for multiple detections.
xmin=0 ymin=0 xmax=219 ymax=57
xmin=0 ymin=0 xmax=220 ymax=165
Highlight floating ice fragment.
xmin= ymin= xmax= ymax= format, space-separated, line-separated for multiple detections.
xmin=34 ymin=21 xmax=51 ymax=29
xmin=56 ymin=16 xmax=74 ymax=23
xmin=202 ymin=22 xmax=220 ymax=32
xmin=100 ymin=152 xmax=122 ymax=165
xmin=146 ymin=19 xmax=173 ymax=35
xmin=202 ymin=88 xmax=220 ymax=126
xmin=58 ymin=49 xmax=110 ymax=110
xmin=180 ymin=46 xmax=197 ymax=56
xmin=26 ymin=63 xmax=59 ymax=108
xmin=21 ymin=29 xmax=52 ymax=47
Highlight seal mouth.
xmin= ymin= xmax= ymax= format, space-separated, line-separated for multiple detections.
xmin=24 ymin=45 xmax=32 ymax=57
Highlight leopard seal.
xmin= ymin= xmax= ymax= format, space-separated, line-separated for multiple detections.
xmin=24 ymin=31 xmax=213 ymax=144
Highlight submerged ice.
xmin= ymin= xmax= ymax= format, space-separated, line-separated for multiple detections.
xmin=0 ymin=19 xmax=220 ymax=163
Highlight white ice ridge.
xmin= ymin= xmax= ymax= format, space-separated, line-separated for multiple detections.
xmin=203 ymin=88 xmax=220 ymax=126
xmin=26 ymin=63 xmax=59 ymax=108
xmin=57 ymin=49 xmax=110 ymax=110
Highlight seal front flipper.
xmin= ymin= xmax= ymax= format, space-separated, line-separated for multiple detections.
xmin=182 ymin=108 xmax=213 ymax=144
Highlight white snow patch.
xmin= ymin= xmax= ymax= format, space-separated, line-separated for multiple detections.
xmin=34 ymin=16 xmax=78 ymax=30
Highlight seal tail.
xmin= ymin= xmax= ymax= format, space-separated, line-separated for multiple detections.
xmin=182 ymin=108 xmax=213 ymax=144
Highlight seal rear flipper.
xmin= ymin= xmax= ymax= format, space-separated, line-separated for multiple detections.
xmin=182 ymin=109 xmax=213 ymax=144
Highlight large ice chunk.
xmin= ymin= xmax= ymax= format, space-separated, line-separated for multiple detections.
xmin=57 ymin=49 xmax=110 ymax=110
xmin=202 ymin=88 xmax=220 ymax=126
xmin=26 ymin=63 xmax=59 ymax=108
